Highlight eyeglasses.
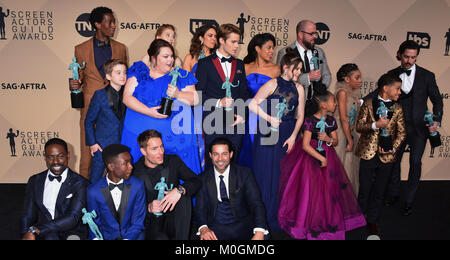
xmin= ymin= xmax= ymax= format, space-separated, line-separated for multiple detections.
xmin=302 ymin=31 xmax=318 ymax=37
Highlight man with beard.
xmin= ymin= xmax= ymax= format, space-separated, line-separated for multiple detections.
xmin=21 ymin=138 xmax=88 ymax=240
xmin=276 ymin=20 xmax=331 ymax=102
xmin=365 ymin=40 xmax=443 ymax=216
xmin=70 ymin=6 xmax=128 ymax=179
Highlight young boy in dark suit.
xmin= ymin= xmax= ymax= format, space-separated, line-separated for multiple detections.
xmin=85 ymin=59 xmax=127 ymax=184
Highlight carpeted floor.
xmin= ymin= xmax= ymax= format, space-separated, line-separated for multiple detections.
xmin=1 ymin=181 xmax=449 ymax=240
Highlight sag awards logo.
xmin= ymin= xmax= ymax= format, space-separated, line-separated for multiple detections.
xmin=76 ymin=13 xmax=160 ymax=38
xmin=359 ymin=81 xmax=377 ymax=98
xmin=246 ymin=13 xmax=290 ymax=47
xmin=5 ymin=128 xmax=60 ymax=158
xmin=435 ymin=135 xmax=450 ymax=159
xmin=315 ymin=22 xmax=330 ymax=45
xmin=0 ymin=6 xmax=54 ymax=41
xmin=189 ymin=19 xmax=219 ymax=35
xmin=407 ymin=32 xmax=431 ymax=49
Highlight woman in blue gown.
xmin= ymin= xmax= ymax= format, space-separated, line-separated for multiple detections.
xmin=249 ymin=48 xmax=305 ymax=232
xmin=122 ymin=39 xmax=201 ymax=174
xmin=182 ymin=24 xmax=217 ymax=171
xmin=238 ymin=33 xmax=281 ymax=169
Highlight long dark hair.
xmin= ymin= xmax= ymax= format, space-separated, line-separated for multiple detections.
xmin=243 ymin=33 xmax=276 ymax=64
xmin=189 ymin=24 xmax=217 ymax=58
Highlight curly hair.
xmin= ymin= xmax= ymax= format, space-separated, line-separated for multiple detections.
xmin=189 ymin=24 xmax=217 ymax=58
xmin=336 ymin=63 xmax=359 ymax=82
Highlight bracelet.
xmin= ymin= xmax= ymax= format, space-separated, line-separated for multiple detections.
xmin=326 ymin=138 xmax=333 ymax=146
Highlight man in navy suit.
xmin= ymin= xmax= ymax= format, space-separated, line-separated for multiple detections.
xmin=21 ymin=138 xmax=88 ymax=240
xmin=194 ymin=138 xmax=268 ymax=240
xmin=365 ymin=40 xmax=443 ymax=216
xmin=86 ymin=144 xmax=146 ymax=240
xmin=196 ymin=24 xmax=249 ymax=169
xmin=85 ymin=59 xmax=127 ymax=184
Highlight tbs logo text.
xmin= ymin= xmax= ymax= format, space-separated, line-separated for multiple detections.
xmin=407 ymin=32 xmax=431 ymax=49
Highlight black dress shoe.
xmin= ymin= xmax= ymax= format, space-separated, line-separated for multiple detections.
xmin=366 ymin=223 xmax=381 ymax=240
xmin=403 ymin=207 xmax=413 ymax=216
xmin=384 ymin=196 xmax=399 ymax=207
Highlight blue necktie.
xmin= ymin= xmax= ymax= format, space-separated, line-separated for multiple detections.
xmin=219 ymin=175 xmax=229 ymax=202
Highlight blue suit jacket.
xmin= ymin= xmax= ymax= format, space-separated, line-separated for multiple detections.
xmin=84 ymin=88 xmax=124 ymax=147
xmin=194 ymin=164 xmax=268 ymax=231
xmin=87 ymin=176 xmax=146 ymax=240
xmin=20 ymin=169 xmax=88 ymax=240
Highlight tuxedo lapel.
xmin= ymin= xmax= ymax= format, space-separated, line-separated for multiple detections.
xmin=212 ymin=55 xmax=226 ymax=82
xmin=229 ymin=59 xmax=237 ymax=83
xmin=118 ymin=181 xmax=131 ymax=225
xmin=228 ymin=165 xmax=237 ymax=199
xmin=35 ymin=171 xmax=52 ymax=219
xmin=100 ymin=180 xmax=120 ymax=224
xmin=206 ymin=170 xmax=218 ymax=212
xmin=54 ymin=170 xmax=74 ymax=218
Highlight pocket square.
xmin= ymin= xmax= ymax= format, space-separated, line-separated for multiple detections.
xmin=236 ymin=70 xmax=242 ymax=74
xmin=65 ymin=194 xmax=73 ymax=199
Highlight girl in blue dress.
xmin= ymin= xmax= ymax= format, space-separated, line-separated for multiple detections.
xmin=122 ymin=39 xmax=201 ymax=174
xmin=249 ymin=48 xmax=305 ymax=232
xmin=239 ymin=33 xmax=281 ymax=169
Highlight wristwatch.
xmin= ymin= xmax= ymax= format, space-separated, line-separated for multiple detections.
xmin=28 ymin=226 xmax=39 ymax=236
xmin=177 ymin=186 xmax=185 ymax=196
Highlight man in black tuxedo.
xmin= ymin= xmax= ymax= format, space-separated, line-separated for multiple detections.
xmin=194 ymin=138 xmax=268 ymax=240
xmin=21 ymin=138 xmax=88 ymax=240
xmin=365 ymin=40 xmax=443 ymax=216
xmin=196 ymin=24 xmax=249 ymax=169
xmin=133 ymin=130 xmax=202 ymax=240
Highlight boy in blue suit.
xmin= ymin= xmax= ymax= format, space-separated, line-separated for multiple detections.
xmin=85 ymin=59 xmax=127 ymax=184
xmin=87 ymin=144 xmax=146 ymax=240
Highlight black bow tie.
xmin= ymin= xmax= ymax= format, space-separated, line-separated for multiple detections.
xmin=48 ymin=174 xmax=62 ymax=182
xmin=401 ymin=69 xmax=412 ymax=76
xmin=108 ymin=183 xmax=124 ymax=191
xmin=220 ymin=57 xmax=233 ymax=63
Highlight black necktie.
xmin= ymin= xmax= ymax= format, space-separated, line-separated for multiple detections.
xmin=303 ymin=50 xmax=311 ymax=73
xmin=48 ymin=174 xmax=62 ymax=182
xmin=108 ymin=183 xmax=124 ymax=191
xmin=219 ymin=175 xmax=229 ymax=202
xmin=221 ymin=57 xmax=233 ymax=63
xmin=401 ymin=69 xmax=412 ymax=76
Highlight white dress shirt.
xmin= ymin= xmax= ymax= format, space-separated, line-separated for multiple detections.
xmin=215 ymin=50 xmax=233 ymax=108
xmin=106 ymin=174 xmax=124 ymax=211
xmin=399 ymin=64 xmax=416 ymax=94
xmin=43 ymin=168 xmax=68 ymax=219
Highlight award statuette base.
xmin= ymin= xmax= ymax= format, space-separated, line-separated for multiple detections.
xmin=159 ymin=97 xmax=174 ymax=117
xmin=379 ymin=135 xmax=393 ymax=152
xmin=69 ymin=78 xmax=84 ymax=108
xmin=429 ymin=132 xmax=442 ymax=148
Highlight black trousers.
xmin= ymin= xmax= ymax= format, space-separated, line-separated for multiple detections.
xmin=358 ymin=156 xmax=393 ymax=223
xmin=386 ymin=127 xmax=427 ymax=208
xmin=145 ymin=195 xmax=192 ymax=240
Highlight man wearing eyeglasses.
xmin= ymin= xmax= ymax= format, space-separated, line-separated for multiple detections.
xmin=276 ymin=20 xmax=331 ymax=100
